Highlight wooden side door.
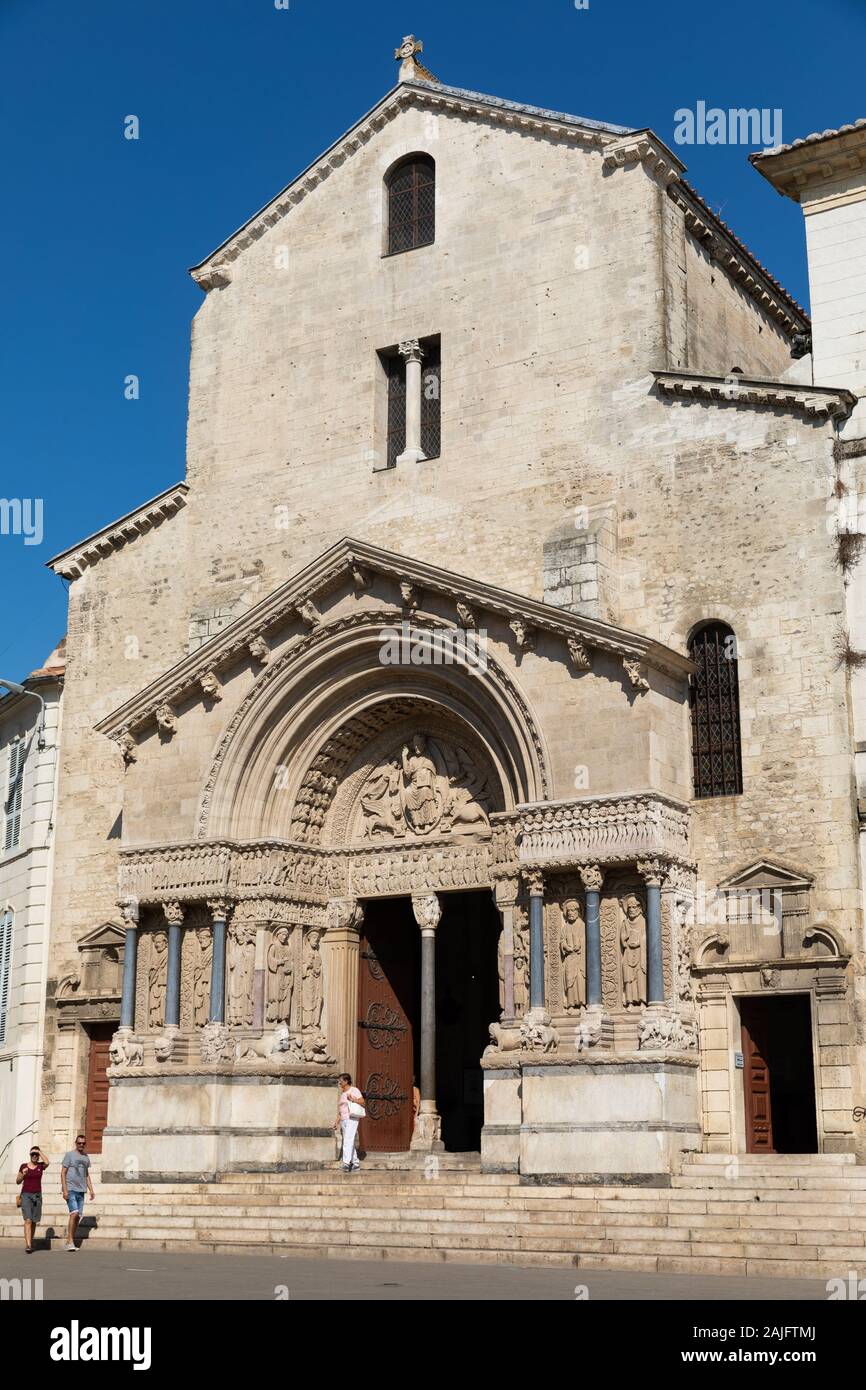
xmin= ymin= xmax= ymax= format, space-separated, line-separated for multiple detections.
xmin=356 ymin=910 xmax=416 ymax=1152
xmin=84 ymin=1025 xmax=115 ymax=1154
xmin=741 ymin=1001 xmax=774 ymax=1153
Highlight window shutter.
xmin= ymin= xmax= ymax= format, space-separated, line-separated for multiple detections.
xmin=0 ymin=910 xmax=12 ymax=1045
xmin=4 ymin=741 xmax=24 ymax=851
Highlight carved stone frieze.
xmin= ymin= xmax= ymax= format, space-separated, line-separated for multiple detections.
xmin=356 ymin=733 xmax=492 ymax=841
xmin=517 ymin=793 xmax=690 ymax=869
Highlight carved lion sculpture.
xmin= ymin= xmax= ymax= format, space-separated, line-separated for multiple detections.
xmin=109 ymin=1034 xmax=143 ymax=1068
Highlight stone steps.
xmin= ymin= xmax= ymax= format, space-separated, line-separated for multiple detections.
xmin=3 ymin=1158 xmax=863 ymax=1277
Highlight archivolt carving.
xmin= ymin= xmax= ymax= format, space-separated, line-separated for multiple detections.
xmin=196 ymin=611 xmax=550 ymax=842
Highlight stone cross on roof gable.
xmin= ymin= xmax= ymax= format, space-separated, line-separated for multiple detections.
xmin=394 ymin=34 xmax=439 ymax=83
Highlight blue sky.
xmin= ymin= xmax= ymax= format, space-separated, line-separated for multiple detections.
xmin=2 ymin=0 xmax=864 ymax=680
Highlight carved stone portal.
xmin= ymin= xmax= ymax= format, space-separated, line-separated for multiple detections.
xmin=357 ymin=733 xmax=491 ymax=840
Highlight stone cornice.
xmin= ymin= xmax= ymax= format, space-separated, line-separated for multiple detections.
xmin=601 ymin=130 xmax=686 ymax=188
xmin=47 ymin=484 xmax=189 ymax=580
xmin=653 ymin=369 xmax=856 ymax=420
xmin=188 ymin=83 xmax=630 ymax=291
xmin=94 ymin=537 xmax=694 ymax=746
xmin=751 ymin=121 xmax=866 ymax=201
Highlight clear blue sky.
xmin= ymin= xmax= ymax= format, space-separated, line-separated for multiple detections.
xmin=2 ymin=0 xmax=864 ymax=680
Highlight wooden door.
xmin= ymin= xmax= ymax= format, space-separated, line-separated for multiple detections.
xmin=741 ymin=1001 xmax=774 ymax=1153
xmin=356 ymin=906 xmax=416 ymax=1152
xmin=84 ymin=1025 xmax=115 ymax=1153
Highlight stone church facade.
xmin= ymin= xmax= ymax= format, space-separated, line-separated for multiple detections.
xmin=38 ymin=42 xmax=866 ymax=1182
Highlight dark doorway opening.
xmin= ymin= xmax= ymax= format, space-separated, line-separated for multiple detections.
xmin=83 ymin=1023 xmax=116 ymax=1154
xmin=355 ymin=891 xmax=500 ymax=1153
xmin=740 ymin=994 xmax=818 ymax=1154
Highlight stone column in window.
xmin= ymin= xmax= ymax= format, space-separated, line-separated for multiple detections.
xmin=397 ymin=339 xmax=426 ymax=464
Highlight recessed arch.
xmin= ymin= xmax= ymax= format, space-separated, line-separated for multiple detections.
xmin=198 ymin=613 xmax=549 ymax=842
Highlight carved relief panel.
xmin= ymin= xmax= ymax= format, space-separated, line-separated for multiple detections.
xmin=227 ymin=918 xmax=256 ymax=1028
xmin=350 ymin=732 xmax=493 ymax=842
xmin=180 ymin=907 xmax=213 ymax=1031
xmin=266 ymin=924 xmax=297 ymax=1026
xmin=600 ymin=878 xmax=648 ymax=1011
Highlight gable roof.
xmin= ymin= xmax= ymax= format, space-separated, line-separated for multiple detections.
xmin=46 ymin=483 xmax=188 ymax=579
xmin=94 ymin=536 xmax=694 ymax=744
xmin=188 ymin=79 xmax=631 ymax=289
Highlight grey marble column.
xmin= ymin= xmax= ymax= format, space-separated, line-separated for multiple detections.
xmin=410 ymin=893 xmax=443 ymax=1151
xmin=118 ymin=898 xmax=139 ymax=1030
xmin=163 ymin=901 xmax=184 ymax=1028
xmin=638 ymin=860 xmax=667 ymax=1005
xmin=524 ymin=870 xmax=545 ymax=1011
xmin=579 ymin=865 xmax=603 ymax=1007
xmin=207 ymin=898 xmax=231 ymax=1024
xmin=397 ymin=339 xmax=426 ymax=465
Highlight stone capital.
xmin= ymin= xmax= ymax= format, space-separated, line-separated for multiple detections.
xmin=578 ymin=864 xmax=604 ymax=893
xmin=522 ymin=868 xmax=544 ymax=897
xmin=162 ymin=900 xmax=185 ymax=927
xmin=398 ymin=338 xmax=424 ymax=365
xmin=411 ymin=893 xmax=442 ymax=933
xmin=326 ymin=897 xmax=364 ymax=935
xmin=493 ymin=877 xmax=520 ymax=910
xmin=117 ymin=897 xmax=140 ymax=927
xmin=637 ymin=857 xmax=669 ymax=888
xmin=207 ymin=898 xmax=234 ymax=923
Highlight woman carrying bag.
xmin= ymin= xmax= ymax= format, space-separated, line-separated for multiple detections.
xmin=334 ymin=1074 xmax=365 ymax=1174
xmin=16 ymin=1145 xmax=49 ymax=1253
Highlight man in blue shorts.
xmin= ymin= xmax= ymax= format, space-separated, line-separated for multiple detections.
xmin=61 ymin=1134 xmax=95 ymax=1251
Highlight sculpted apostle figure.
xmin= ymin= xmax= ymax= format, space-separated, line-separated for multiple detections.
xmin=301 ymin=927 xmax=324 ymax=1031
xmin=559 ymin=898 xmax=586 ymax=1011
xmin=227 ymin=921 xmax=256 ymax=1028
xmin=192 ymin=926 xmax=212 ymax=1028
xmin=512 ymin=909 xmax=529 ymax=1017
xmin=266 ymin=925 xmax=295 ymax=1024
xmin=401 ymin=735 xmax=441 ymax=833
xmin=620 ymin=894 xmax=647 ymax=1008
xmin=148 ymin=930 xmax=168 ymax=1030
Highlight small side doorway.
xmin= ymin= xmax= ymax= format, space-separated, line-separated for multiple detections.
xmin=740 ymin=995 xmax=818 ymax=1154
xmin=83 ymin=1023 xmax=116 ymax=1154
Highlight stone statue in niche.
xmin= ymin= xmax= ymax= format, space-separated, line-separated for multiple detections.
xmin=227 ymin=921 xmax=256 ymax=1028
xmin=301 ymin=927 xmax=324 ymax=1032
xmin=359 ymin=733 xmax=491 ymax=840
xmin=620 ymin=893 xmax=647 ymax=1008
xmin=192 ymin=926 xmax=212 ymax=1029
xmin=147 ymin=931 xmax=168 ymax=1030
xmin=559 ymin=898 xmax=586 ymax=1012
xmin=266 ymin=925 xmax=295 ymax=1024
xmin=497 ymin=926 xmax=505 ymax=1014
xmin=513 ymin=908 xmax=529 ymax=1018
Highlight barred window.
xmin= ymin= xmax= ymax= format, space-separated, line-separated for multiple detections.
xmin=689 ymin=622 xmax=743 ymax=798
xmin=4 ymin=739 xmax=24 ymax=851
xmin=386 ymin=354 xmax=407 ymax=469
xmin=386 ymin=155 xmax=435 ymax=255
xmin=385 ymin=342 xmax=441 ymax=468
xmin=421 ymin=346 xmax=441 ymax=460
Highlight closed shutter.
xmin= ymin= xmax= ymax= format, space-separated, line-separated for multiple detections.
xmin=4 ymin=740 xmax=24 ymax=851
xmin=0 ymin=910 xmax=13 ymax=1045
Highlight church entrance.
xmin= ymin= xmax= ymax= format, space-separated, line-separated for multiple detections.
xmin=356 ymin=891 xmax=500 ymax=1153
xmin=740 ymin=995 xmax=818 ymax=1154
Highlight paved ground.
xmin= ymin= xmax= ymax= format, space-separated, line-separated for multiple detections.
xmin=0 ymin=1246 xmax=830 ymax=1300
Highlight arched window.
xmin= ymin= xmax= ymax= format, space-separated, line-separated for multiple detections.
xmin=386 ymin=155 xmax=435 ymax=255
xmin=689 ymin=622 xmax=743 ymax=798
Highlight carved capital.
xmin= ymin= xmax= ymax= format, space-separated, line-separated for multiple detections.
xmin=207 ymin=898 xmax=234 ymax=923
xmin=326 ymin=897 xmax=364 ymax=934
xmin=117 ymin=897 xmax=140 ymax=927
xmin=523 ymin=868 xmax=544 ymax=897
xmin=637 ymin=857 xmax=668 ymax=888
xmin=398 ymin=338 xmax=424 ymax=365
xmin=578 ymin=863 xmax=604 ymax=893
xmin=411 ymin=893 xmax=442 ymax=932
xmin=162 ymin=900 xmax=185 ymax=927
xmin=493 ymin=877 xmax=520 ymax=909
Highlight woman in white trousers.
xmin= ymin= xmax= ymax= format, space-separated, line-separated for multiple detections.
xmin=335 ymin=1073 xmax=365 ymax=1173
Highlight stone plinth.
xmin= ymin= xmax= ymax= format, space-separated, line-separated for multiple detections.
xmin=100 ymin=1069 xmax=338 ymax=1181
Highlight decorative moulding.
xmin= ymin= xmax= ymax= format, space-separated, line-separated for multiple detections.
xmin=653 ymin=369 xmax=855 ymax=421
xmin=46 ymin=484 xmax=189 ymax=580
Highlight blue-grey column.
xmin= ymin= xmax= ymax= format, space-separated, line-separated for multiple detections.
xmin=119 ymin=900 xmax=139 ymax=1029
xmin=208 ymin=899 xmax=230 ymax=1024
xmin=410 ymin=893 xmax=442 ymax=1147
xmin=526 ymin=872 xmax=545 ymax=1011
xmin=639 ymin=862 xmax=666 ymax=1004
xmin=580 ymin=865 xmax=603 ymax=1007
xmin=164 ymin=902 xmax=184 ymax=1027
